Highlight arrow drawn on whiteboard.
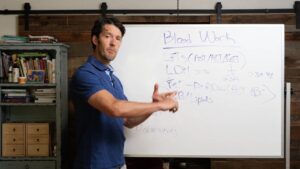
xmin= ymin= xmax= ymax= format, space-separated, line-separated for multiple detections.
xmin=231 ymin=51 xmax=247 ymax=70
xmin=250 ymin=85 xmax=277 ymax=104
xmin=261 ymin=84 xmax=277 ymax=104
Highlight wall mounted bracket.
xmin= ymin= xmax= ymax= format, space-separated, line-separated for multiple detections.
xmin=23 ymin=2 xmax=31 ymax=31
xmin=295 ymin=1 xmax=300 ymax=29
xmin=100 ymin=2 xmax=108 ymax=18
xmin=215 ymin=2 xmax=222 ymax=24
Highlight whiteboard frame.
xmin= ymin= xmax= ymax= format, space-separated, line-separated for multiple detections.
xmin=285 ymin=83 xmax=291 ymax=168
xmin=121 ymin=24 xmax=285 ymax=158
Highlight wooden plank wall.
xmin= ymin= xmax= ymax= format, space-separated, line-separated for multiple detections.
xmin=18 ymin=14 xmax=300 ymax=169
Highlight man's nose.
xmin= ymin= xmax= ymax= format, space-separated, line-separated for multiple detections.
xmin=110 ymin=38 xmax=117 ymax=46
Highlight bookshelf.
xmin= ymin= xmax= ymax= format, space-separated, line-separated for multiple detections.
xmin=0 ymin=43 xmax=68 ymax=169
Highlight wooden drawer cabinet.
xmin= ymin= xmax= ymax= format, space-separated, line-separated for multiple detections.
xmin=26 ymin=123 xmax=50 ymax=157
xmin=2 ymin=123 xmax=50 ymax=157
xmin=2 ymin=123 xmax=25 ymax=157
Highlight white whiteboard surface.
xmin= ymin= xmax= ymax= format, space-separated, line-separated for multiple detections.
xmin=112 ymin=24 xmax=284 ymax=158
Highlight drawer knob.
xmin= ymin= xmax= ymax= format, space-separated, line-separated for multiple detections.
xmin=12 ymin=148 xmax=15 ymax=152
xmin=36 ymin=128 xmax=39 ymax=132
xmin=36 ymin=138 xmax=40 ymax=142
xmin=36 ymin=148 xmax=40 ymax=152
xmin=13 ymin=138 xmax=16 ymax=142
xmin=13 ymin=128 xmax=16 ymax=132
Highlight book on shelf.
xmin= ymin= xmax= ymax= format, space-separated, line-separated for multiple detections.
xmin=0 ymin=35 xmax=28 ymax=43
xmin=35 ymin=92 xmax=56 ymax=97
xmin=2 ymin=96 xmax=28 ymax=103
xmin=47 ymin=59 xmax=55 ymax=83
xmin=34 ymin=88 xmax=56 ymax=93
xmin=27 ymin=70 xmax=45 ymax=83
xmin=17 ymin=52 xmax=49 ymax=58
xmin=28 ymin=35 xmax=58 ymax=43
xmin=34 ymin=97 xmax=56 ymax=103
xmin=1 ymin=89 xmax=27 ymax=93
xmin=6 ymin=92 xmax=27 ymax=97
xmin=35 ymin=93 xmax=56 ymax=98
xmin=1 ymin=52 xmax=12 ymax=79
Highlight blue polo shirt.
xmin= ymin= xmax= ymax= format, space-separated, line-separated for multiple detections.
xmin=71 ymin=56 xmax=127 ymax=169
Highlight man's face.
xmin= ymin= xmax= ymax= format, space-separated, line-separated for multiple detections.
xmin=93 ymin=24 xmax=122 ymax=64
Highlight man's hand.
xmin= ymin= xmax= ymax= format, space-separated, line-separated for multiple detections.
xmin=152 ymin=83 xmax=175 ymax=102
xmin=152 ymin=83 xmax=178 ymax=113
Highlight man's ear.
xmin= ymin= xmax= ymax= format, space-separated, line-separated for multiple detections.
xmin=92 ymin=35 xmax=98 ymax=46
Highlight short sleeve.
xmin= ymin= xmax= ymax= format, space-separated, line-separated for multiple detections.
xmin=71 ymin=68 xmax=104 ymax=101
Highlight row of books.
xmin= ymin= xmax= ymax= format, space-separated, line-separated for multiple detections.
xmin=1 ymin=88 xmax=56 ymax=103
xmin=0 ymin=51 xmax=56 ymax=83
xmin=1 ymin=89 xmax=28 ymax=103
xmin=0 ymin=35 xmax=58 ymax=43
xmin=34 ymin=88 xmax=56 ymax=103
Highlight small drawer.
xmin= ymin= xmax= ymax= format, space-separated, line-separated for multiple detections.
xmin=27 ymin=134 xmax=49 ymax=144
xmin=2 ymin=123 xmax=25 ymax=134
xmin=26 ymin=123 xmax=49 ymax=135
xmin=2 ymin=144 xmax=25 ymax=156
xmin=27 ymin=144 xmax=49 ymax=156
xmin=2 ymin=134 xmax=25 ymax=144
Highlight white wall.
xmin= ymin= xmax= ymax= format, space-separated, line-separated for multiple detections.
xmin=0 ymin=15 xmax=17 ymax=37
xmin=0 ymin=0 xmax=296 ymax=37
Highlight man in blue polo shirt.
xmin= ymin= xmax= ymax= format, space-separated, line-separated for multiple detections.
xmin=71 ymin=17 xmax=178 ymax=169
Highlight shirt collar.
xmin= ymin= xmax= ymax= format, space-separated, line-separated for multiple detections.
xmin=87 ymin=55 xmax=114 ymax=72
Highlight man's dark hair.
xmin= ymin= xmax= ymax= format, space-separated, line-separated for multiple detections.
xmin=91 ymin=16 xmax=126 ymax=50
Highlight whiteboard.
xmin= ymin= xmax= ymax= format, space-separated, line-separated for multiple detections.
xmin=112 ymin=24 xmax=285 ymax=158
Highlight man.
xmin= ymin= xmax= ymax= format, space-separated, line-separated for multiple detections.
xmin=71 ymin=16 xmax=178 ymax=169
